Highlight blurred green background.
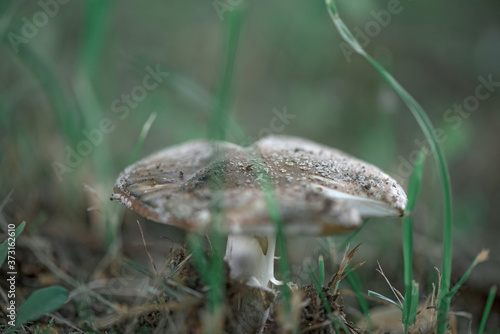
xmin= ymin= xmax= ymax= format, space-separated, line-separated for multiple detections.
xmin=1 ymin=0 xmax=499 ymax=330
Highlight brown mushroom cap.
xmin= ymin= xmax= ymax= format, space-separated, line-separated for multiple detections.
xmin=113 ymin=136 xmax=407 ymax=236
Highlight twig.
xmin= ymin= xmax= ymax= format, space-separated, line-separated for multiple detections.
xmin=0 ymin=190 xmax=13 ymax=215
xmin=49 ymin=312 xmax=86 ymax=333
xmin=137 ymin=220 xmax=158 ymax=276
xmin=376 ymin=261 xmax=404 ymax=306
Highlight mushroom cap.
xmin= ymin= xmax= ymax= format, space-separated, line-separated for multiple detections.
xmin=113 ymin=135 xmax=407 ymax=236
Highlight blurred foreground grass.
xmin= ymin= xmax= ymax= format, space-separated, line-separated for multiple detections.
xmin=1 ymin=0 xmax=500 ymax=332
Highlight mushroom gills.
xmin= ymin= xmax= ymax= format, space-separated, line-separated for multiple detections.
xmin=311 ymin=184 xmax=402 ymax=217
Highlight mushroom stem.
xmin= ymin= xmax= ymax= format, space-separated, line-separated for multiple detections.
xmin=225 ymin=235 xmax=276 ymax=288
xmin=224 ymin=234 xmax=277 ymax=333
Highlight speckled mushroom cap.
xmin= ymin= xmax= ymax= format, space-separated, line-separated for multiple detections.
xmin=113 ymin=136 xmax=407 ymax=236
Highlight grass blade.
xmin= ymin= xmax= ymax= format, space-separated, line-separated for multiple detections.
xmin=0 ymin=221 xmax=26 ymax=267
xmin=402 ymin=151 xmax=425 ymax=330
xmin=478 ymin=285 xmax=497 ymax=334
xmin=9 ymin=45 xmax=80 ymax=145
xmin=76 ymin=0 xmax=115 ymax=182
xmin=405 ymin=151 xmax=426 ymax=213
xmin=128 ymin=112 xmax=157 ymax=164
xmin=346 ymin=271 xmax=371 ymax=330
xmin=128 ymin=57 xmax=248 ymax=144
xmin=402 ymin=214 xmax=415 ymax=328
xmin=78 ymin=0 xmax=114 ymax=82
xmin=340 ymin=219 xmax=369 ymax=252
xmin=318 ymin=255 xmax=325 ymax=287
xmin=0 ymin=190 xmax=14 ymax=214
xmin=187 ymin=234 xmax=209 ymax=280
xmin=407 ymin=280 xmax=420 ymax=328
xmin=208 ymin=4 xmax=244 ymax=143
xmin=446 ymin=249 xmax=489 ymax=299
xmin=307 ymin=265 xmax=341 ymax=333
xmin=75 ymin=0 xmax=117 ymax=246
xmin=368 ymin=290 xmax=403 ymax=311
xmin=257 ymin=168 xmax=292 ymax=309
xmin=203 ymin=3 xmax=245 ymax=315
xmin=324 ymin=2 xmax=453 ymax=332
xmin=0 ymin=1 xmax=22 ymax=44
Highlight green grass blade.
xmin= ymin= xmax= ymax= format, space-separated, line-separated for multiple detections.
xmin=446 ymin=249 xmax=489 ymax=299
xmin=128 ymin=112 xmax=157 ymax=164
xmin=15 ymin=286 xmax=69 ymax=328
xmin=128 ymin=57 xmax=249 ymax=144
xmin=208 ymin=5 xmax=244 ymax=142
xmin=0 ymin=221 xmax=26 ymax=267
xmin=187 ymin=234 xmax=209 ymax=279
xmin=368 ymin=290 xmax=403 ymax=311
xmin=75 ymin=0 xmax=118 ymax=246
xmin=340 ymin=218 xmax=369 ymax=251
xmin=406 ymin=151 xmax=426 ymax=213
xmin=200 ymin=4 xmax=244 ymax=315
xmin=478 ymin=285 xmax=497 ymax=334
xmin=407 ymin=280 xmax=419 ymax=328
xmin=402 ymin=214 xmax=415 ymax=328
xmin=78 ymin=0 xmax=113 ymax=82
xmin=402 ymin=151 xmax=425 ymax=329
xmin=9 ymin=46 xmax=80 ymax=145
xmin=308 ymin=265 xmax=341 ymax=333
xmin=0 ymin=1 xmax=22 ymax=45
xmin=318 ymin=255 xmax=325 ymax=287
xmin=257 ymin=168 xmax=292 ymax=308
xmin=76 ymin=0 xmax=115 ymax=182
xmin=324 ymin=2 xmax=453 ymax=332
xmin=0 ymin=190 xmax=14 ymax=214
xmin=346 ymin=271 xmax=371 ymax=330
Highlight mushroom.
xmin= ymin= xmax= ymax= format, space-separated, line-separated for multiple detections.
xmin=112 ymin=135 xmax=407 ymax=333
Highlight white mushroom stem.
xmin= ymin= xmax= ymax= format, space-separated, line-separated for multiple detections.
xmin=224 ymin=234 xmax=277 ymax=289
xmin=224 ymin=234 xmax=278 ymax=334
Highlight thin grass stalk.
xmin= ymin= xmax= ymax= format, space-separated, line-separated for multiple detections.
xmin=76 ymin=0 xmax=118 ymax=246
xmin=402 ymin=151 xmax=425 ymax=330
xmin=208 ymin=6 xmax=244 ymax=143
xmin=79 ymin=0 xmax=114 ymax=82
xmin=204 ymin=4 xmax=244 ymax=315
xmin=346 ymin=272 xmax=371 ymax=331
xmin=318 ymin=255 xmax=325 ymax=287
xmin=76 ymin=0 xmax=114 ymax=182
xmin=478 ymin=285 xmax=497 ymax=334
xmin=308 ymin=267 xmax=340 ymax=333
xmin=129 ymin=112 xmax=157 ymax=164
xmin=446 ymin=249 xmax=489 ymax=299
xmin=258 ymin=172 xmax=292 ymax=313
xmin=11 ymin=45 xmax=80 ymax=145
xmin=402 ymin=214 xmax=414 ymax=330
xmin=0 ymin=2 xmax=23 ymax=51
xmin=340 ymin=219 xmax=369 ymax=252
xmin=324 ymin=2 xmax=453 ymax=332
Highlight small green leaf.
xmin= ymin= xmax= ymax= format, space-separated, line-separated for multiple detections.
xmin=15 ymin=286 xmax=69 ymax=327
xmin=0 ymin=221 xmax=26 ymax=267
